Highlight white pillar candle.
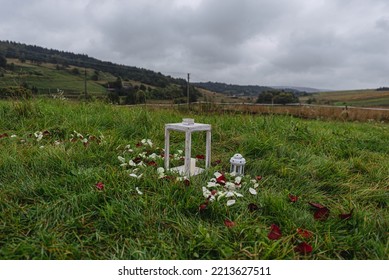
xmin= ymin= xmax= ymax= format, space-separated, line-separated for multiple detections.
xmin=190 ymin=158 xmax=196 ymax=175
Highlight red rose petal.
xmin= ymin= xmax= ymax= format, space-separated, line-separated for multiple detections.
xmin=256 ymin=176 xmax=263 ymax=181
xmin=183 ymin=179 xmax=190 ymax=186
xmin=248 ymin=203 xmax=259 ymax=212
xmin=267 ymin=224 xmax=282 ymax=240
xmin=199 ymin=204 xmax=207 ymax=212
xmin=195 ymin=154 xmax=205 ymax=160
xmin=339 ymin=209 xmax=354 ymax=220
xmin=95 ymin=182 xmax=104 ymax=190
xmin=314 ymin=207 xmax=330 ymax=221
xmin=289 ymin=193 xmax=298 ymax=202
xmin=294 ymin=242 xmax=313 ymax=254
xmin=224 ymin=219 xmax=236 ymax=228
xmin=308 ymin=202 xmax=326 ymax=209
xmin=147 ymin=161 xmax=157 ymax=166
xmin=216 ymin=174 xmax=226 ymax=185
xmin=297 ymin=228 xmax=313 ymax=239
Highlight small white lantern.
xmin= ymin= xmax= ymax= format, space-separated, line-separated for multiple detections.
xmin=230 ymin=153 xmax=246 ymax=175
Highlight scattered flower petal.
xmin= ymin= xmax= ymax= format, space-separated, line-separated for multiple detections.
xmin=147 ymin=160 xmax=157 ymax=166
xmin=195 ymin=154 xmax=205 ymax=160
xmin=249 ymin=188 xmax=257 ymax=195
xmin=135 ymin=187 xmax=143 ymax=195
xmin=226 ymin=199 xmax=236 ymax=206
xmin=256 ymin=176 xmax=263 ymax=181
xmin=216 ymin=173 xmax=226 ymax=185
xmin=118 ymin=156 xmax=126 ymax=163
xmin=224 ymin=219 xmax=236 ymax=228
xmin=314 ymin=207 xmax=330 ymax=221
xmin=199 ymin=203 xmax=207 ymax=212
xmin=294 ymin=242 xmax=313 ymax=254
xmin=34 ymin=131 xmax=43 ymax=141
xmin=207 ymin=181 xmax=217 ymax=188
xmin=308 ymin=202 xmax=327 ymax=209
xmin=129 ymin=173 xmax=143 ymax=179
xmin=339 ymin=209 xmax=354 ymax=220
xmin=297 ymin=228 xmax=313 ymax=239
xmin=225 ymin=191 xmax=235 ymax=198
xmin=95 ymin=182 xmax=104 ymax=190
xmin=268 ymin=224 xmax=282 ymax=240
xmin=289 ymin=193 xmax=299 ymax=202
xmin=248 ymin=203 xmax=259 ymax=212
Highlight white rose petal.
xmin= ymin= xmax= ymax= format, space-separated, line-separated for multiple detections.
xmin=226 ymin=200 xmax=236 ymax=206
xmin=225 ymin=191 xmax=235 ymax=198
xmin=249 ymin=188 xmax=257 ymax=195
xmin=235 ymin=192 xmax=244 ymax=197
xmin=135 ymin=187 xmax=143 ymax=195
xmin=118 ymin=156 xmax=126 ymax=163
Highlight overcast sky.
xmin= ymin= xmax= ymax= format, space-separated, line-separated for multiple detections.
xmin=1 ymin=0 xmax=389 ymax=90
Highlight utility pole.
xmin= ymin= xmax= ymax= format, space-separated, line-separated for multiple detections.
xmin=187 ymin=73 xmax=190 ymax=109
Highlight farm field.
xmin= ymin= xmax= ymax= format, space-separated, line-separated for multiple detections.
xmin=0 ymin=59 xmax=112 ymax=96
xmin=0 ymin=99 xmax=388 ymax=260
xmin=301 ymin=89 xmax=389 ymax=107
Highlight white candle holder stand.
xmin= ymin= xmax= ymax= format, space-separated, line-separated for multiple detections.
xmin=164 ymin=118 xmax=211 ymax=176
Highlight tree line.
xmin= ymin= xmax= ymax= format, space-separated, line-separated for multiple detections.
xmin=0 ymin=40 xmax=186 ymax=88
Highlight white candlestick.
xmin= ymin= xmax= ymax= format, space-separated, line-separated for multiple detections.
xmin=190 ymin=158 xmax=196 ymax=175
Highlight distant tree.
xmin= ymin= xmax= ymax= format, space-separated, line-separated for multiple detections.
xmin=107 ymin=90 xmax=120 ymax=104
xmin=256 ymin=89 xmax=298 ymax=105
xmin=71 ymin=68 xmax=80 ymax=75
xmin=273 ymin=92 xmax=298 ymax=105
xmin=91 ymin=70 xmax=99 ymax=81
xmin=0 ymin=54 xmax=6 ymax=68
xmin=136 ymin=90 xmax=146 ymax=103
xmin=19 ymin=53 xmax=26 ymax=63
xmin=7 ymin=62 xmax=15 ymax=71
xmin=124 ymin=91 xmax=137 ymax=104
xmin=256 ymin=90 xmax=275 ymax=103
xmin=114 ymin=77 xmax=123 ymax=89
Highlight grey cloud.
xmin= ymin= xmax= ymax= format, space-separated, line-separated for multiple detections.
xmin=1 ymin=0 xmax=389 ymax=89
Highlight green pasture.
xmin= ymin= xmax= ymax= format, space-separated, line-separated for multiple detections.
xmin=0 ymin=99 xmax=388 ymax=259
xmin=1 ymin=61 xmax=109 ymax=95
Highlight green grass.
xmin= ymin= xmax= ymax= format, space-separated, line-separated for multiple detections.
xmin=0 ymin=99 xmax=388 ymax=260
xmin=1 ymin=59 xmax=110 ymax=95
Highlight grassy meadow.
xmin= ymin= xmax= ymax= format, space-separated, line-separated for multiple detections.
xmin=300 ymin=89 xmax=389 ymax=107
xmin=0 ymin=98 xmax=388 ymax=260
xmin=1 ymin=59 xmax=111 ymax=96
